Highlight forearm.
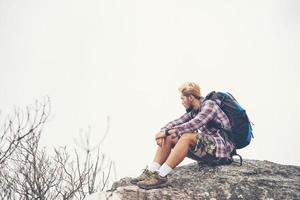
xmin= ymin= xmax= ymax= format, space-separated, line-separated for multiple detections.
xmin=161 ymin=113 xmax=190 ymax=132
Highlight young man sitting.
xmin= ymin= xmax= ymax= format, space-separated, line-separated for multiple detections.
xmin=131 ymin=82 xmax=235 ymax=190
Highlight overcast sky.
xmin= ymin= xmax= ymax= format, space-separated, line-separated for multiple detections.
xmin=1 ymin=0 xmax=300 ymax=181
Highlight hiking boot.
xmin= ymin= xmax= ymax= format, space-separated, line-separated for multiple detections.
xmin=136 ymin=171 xmax=168 ymax=190
xmin=130 ymin=168 xmax=153 ymax=185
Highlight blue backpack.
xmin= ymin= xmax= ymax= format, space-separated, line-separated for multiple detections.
xmin=205 ymin=91 xmax=253 ymax=149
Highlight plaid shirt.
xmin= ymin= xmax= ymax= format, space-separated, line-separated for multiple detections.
xmin=161 ymin=97 xmax=235 ymax=158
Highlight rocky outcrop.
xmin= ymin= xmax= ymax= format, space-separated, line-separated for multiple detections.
xmin=86 ymin=160 xmax=300 ymax=200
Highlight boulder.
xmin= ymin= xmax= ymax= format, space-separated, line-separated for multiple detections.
xmin=86 ymin=160 xmax=300 ymax=200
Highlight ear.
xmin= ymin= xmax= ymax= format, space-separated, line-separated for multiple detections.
xmin=188 ymin=95 xmax=194 ymax=102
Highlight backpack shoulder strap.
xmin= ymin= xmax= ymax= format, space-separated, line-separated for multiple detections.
xmin=204 ymin=91 xmax=216 ymax=101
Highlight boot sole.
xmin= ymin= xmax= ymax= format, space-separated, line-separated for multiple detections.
xmin=130 ymin=178 xmax=149 ymax=185
xmin=137 ymin=182 xmax=168 ymax=190
xmin=130 ymin=179 xmax=140 ymax=185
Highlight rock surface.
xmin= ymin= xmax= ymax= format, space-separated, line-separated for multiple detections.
xmin=86 ymin=160 xmax=300 ymax=200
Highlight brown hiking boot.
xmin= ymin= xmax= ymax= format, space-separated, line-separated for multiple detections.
xmin=137 ymin=171 xmax=168 ymax=190
xmin=130 ymin=168 xmax=153 ymax=185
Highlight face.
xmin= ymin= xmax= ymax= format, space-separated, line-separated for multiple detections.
xmin=181 ymin=95 xmax=192 ymax=109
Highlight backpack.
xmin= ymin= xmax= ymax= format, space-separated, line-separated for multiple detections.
xmin=205 ymin=91 xmax=253 ymax=150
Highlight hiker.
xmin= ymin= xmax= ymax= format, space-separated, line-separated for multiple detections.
xmin=131 ymin=82 xmax=236 ymax=190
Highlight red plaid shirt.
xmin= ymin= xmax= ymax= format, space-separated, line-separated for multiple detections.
xmin=161 ymin=97 xmax=235 ymax=158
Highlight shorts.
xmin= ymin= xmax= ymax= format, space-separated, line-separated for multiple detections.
xmin=186 ymin=132 xmax=216 ymax=161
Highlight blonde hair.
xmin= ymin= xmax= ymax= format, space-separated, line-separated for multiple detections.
xmin=178 ymin=82 xmax=201 ymax=99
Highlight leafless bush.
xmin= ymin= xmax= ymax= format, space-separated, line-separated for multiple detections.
xmin=0 ymin=98 xmax=50 ymax=165
xmin=0 ymin=99 xmax=114 ymax=199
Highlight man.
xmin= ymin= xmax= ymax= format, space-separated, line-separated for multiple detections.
xmin=131 ymin=82 xmax=235 ymax=190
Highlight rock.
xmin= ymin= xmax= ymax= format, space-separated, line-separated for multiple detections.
xmin=86 ymin=160 xmax=300 ymax=200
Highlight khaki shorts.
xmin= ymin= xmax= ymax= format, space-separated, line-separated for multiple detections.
xmin=187 ymin=132 xmax=216 ymax=160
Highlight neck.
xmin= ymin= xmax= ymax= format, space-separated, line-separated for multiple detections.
xmin=192 ymin=99 xmax=201 ymax=110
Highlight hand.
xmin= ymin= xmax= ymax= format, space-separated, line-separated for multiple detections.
xmin=155 ymin=132 xmax=166 ymax=147
xmin=155 ymin=132 xmax=166 ymax=140
xmin=165 ymin=129 xmax=178 ymax=139
xmin=167 ymin=129 xmax=176 ymax=135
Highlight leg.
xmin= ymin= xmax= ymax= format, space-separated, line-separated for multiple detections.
xmin=130 ymin=135 xmax=178 ymax=185
xmin=153 ymin=135 xmax=178 ymax=165
xmin=136 ymin=133 xmax=198 ymax=190
xmin=165 ymin=133 xmax=198 ymax=168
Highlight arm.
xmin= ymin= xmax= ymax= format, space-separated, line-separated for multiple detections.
xmin=174 ymin=100 xmax=217 ymax=136
xmin=155 ymin=114 xmax=190 ymax=142
xmin=160 ymin=112 xmax=191 ymax=133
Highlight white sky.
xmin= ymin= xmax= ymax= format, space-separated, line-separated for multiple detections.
xmin=1 ymin=0 xmax=300 ymax=181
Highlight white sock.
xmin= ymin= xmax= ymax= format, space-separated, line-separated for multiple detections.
xmin=158 ymin=163 xmax=173 ymax=177
xmin=148 ymin=162 xmax=161 ymax=172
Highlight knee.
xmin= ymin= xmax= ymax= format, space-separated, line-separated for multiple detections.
xmin=180 ymin=133 xmax=198 ymax=146
xmin=165 ymin=135 xmax=177 ymax=145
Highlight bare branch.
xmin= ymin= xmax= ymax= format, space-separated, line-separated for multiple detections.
xmin=0 ymin=99 xmax=115 ymax=199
